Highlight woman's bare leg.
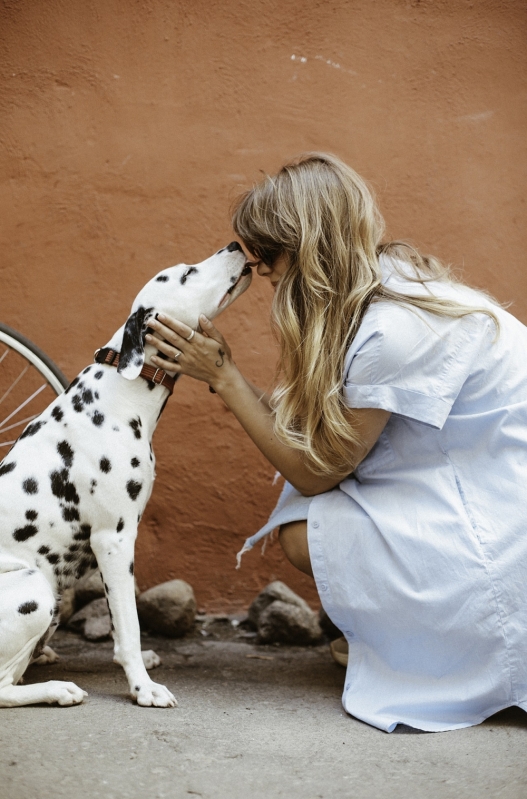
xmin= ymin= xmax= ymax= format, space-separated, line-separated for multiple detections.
xmin=278 ymin=520 xmax=313 ymax=577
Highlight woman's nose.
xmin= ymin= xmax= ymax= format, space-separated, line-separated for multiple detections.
xmin=256 ymin=261 xmax=271 ymax=277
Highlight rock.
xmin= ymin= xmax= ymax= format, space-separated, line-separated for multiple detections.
xmin=84 ymin=614 xmax=112 ymax=641
xmin=137 ymin=579 xmax=196 ymax=637
xmin=248 ymin=580 xmax=311 ymax=626
xmin=58 ymin=587 xmax=76 ymax=624
xmin=75 ymin=568 xmax=140 ymax=610
xmin=75 ymin=569 xmax=105 ymax=608
xmin=258 ymin=600 xmax=322 ymax=645
xmin=68 ymin=597 xmax=112 ymax=641
xmin=249 ymin=581 xmax=323 ymax=646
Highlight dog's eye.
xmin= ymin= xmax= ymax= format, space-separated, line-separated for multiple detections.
xmin=180 ymin=267 xmax=198 ymax=285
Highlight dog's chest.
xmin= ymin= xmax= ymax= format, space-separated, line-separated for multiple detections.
xmin=0 ymin=366 xmax=158 ymax=588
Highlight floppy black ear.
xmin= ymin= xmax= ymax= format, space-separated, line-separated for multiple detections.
xmin=117 ymin=305 xmax=153 ymax=380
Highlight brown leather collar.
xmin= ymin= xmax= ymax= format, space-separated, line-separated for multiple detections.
xmin=94 ymin=348 xmax=176 ymax=395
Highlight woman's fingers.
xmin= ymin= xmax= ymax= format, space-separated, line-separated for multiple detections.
xmin=145 ymin=332 xmax=181 ymax=361
xmin=148 ymin=316 xmax=192 ymax=348
xmin=199 ymin=315 xmax=224 ymax=345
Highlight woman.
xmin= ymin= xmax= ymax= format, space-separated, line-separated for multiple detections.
xmin=146 ymin=153 xmax=527 ymax=732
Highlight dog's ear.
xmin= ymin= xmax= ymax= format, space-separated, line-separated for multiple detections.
xmin=117 ymin=305 xmax=153 ymax=380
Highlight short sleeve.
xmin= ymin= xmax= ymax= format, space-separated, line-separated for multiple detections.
xmin=343 ymin=301 xmax=492 ymax=429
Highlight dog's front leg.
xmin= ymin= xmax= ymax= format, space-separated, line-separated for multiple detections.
xmin=90 ymin=531 xmax=177 ymax=708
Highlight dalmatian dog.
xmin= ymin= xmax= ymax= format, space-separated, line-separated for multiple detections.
xmin=0 ymin=242 xmax=251 ymax=708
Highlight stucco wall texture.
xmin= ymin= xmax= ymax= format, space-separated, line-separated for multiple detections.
xmin=1 ymin=0 xmax=526 ymax=611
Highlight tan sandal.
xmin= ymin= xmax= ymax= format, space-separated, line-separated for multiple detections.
xmin=330 ymin=635 xmax=349 ymax=667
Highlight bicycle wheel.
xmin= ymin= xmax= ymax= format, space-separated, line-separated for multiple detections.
xmin=0 ymin=322 xmax=69 ymax=451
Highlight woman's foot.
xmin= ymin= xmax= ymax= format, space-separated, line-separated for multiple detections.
xmin=330 ymin=636 xmax=348 ymax=667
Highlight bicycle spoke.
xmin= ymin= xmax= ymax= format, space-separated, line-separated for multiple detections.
xmin=0 ymin=413 xmax=38 ymax=434
xmin=0 ymin=348 xmax=9 ymax=365
xmin=0 ymin=383 xmax=47 ymax=429
xmin=0 ymin=365 xmax=29 ymax=406
xmin=0 ymin=440 xmax=16 ymax=447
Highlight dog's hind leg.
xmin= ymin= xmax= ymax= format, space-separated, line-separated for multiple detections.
xmin=0 ymin=567 xmax=87 ymax=707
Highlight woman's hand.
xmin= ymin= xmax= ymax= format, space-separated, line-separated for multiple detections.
xmin=146 ymin=313 xmax=237 ymax=392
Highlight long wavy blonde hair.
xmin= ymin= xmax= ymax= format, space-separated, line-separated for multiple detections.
xmin=232 ymin=153 xmax=499 ymax=478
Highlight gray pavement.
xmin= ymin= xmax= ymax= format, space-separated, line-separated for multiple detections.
xmin=1 ymin=627 xmax=526 ymax=799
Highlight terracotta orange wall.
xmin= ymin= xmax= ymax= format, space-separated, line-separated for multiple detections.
xmin=1 ymin=0 xmax=526 ymax=611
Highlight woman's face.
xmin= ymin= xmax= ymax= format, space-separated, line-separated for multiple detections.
xmin=243 ymin=248 xmax=289 ymax=290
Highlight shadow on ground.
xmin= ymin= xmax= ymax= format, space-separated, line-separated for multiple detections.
xmin=1 ymin=628 xmax=526 ymax=799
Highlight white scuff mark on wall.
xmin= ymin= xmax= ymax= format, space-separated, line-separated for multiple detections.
xmin=290 ymin=54 xmax=357 ymax=76
xmin=315 ymin=55 xmax=357 ymax=76
xmin=457 ymin=110 xmax=494 ymax=122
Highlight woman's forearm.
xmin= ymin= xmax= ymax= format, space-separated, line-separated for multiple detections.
xmin=211 ymin=363 xmax=338 ymax=495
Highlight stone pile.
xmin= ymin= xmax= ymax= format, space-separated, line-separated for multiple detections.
xmin=64 ymin=570 xmax=197 ymax=641
xmin=248 ymin=581 xmax=323 ymax=646
xmin=61 ymin=571 xmax=325 ymax=647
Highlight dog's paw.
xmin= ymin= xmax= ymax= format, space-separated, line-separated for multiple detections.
xmin=45 ymin=681 xmax=88 ymax=706
xmin=141 ymin=650 xmax=161 ymax=670
xmin=32 ymin=646 xmax=60 ymax=665
xmin=133 ymin=681 xmax=177 ymax=708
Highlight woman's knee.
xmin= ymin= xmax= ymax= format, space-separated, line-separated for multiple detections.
xmin=278 ymin=520 xmax=313 ymax=577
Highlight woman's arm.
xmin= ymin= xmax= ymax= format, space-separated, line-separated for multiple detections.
xmin=146 ymin=314 xmax=390 ymax=497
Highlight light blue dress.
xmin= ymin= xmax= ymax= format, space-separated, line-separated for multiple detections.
xmin=239 ymin=259 xmax=527 ymax=732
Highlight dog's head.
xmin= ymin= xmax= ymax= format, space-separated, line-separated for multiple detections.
xmin=117 ymin=242 xmax=251 ymax=380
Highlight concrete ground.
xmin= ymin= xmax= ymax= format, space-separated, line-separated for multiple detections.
xmin=2 ymin=623 xmax=527 ymax=799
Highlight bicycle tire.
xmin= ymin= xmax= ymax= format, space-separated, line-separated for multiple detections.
xmin=0 ymin=322 xmax=69 ymax=395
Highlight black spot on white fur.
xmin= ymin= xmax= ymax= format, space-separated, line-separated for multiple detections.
xmin=51 ymin=406 xmax=64 ymax=422
xmin=0 ymin=461 xmax=16 ymax=477
xmin=99 ymin=457 xmax=111 ymax=473
xmin=92 ymin=411 xmax=104 ymax=427
xmin=25 ymin=509 xmax=38 ymax=521
xmin=38 ymin=545 xmax=50 ymax=555
xmin=116 ymin=518 xmax=124 ymax=532
xmin=13 ymin=524 xmax=38 ymax=542
xmin=62 ymin=506 xmax=80 ymax=522
xmin=83 ymin=366 xmax=92 ymax=374
xmin=18 ymin=601 xmax=38 ymax=614
xmin=129 ymin=562 xmax=134 ymax=575
xmin=129 ymin=418 xmax=142 ymax=440
xmin=155 ymin=275 xmax=169 ymax=282
xmin=94 ymin=370 xmax=103 ymax=380
xmin=19 ymin=420 xmax=46 ymax=440
xmin=57 ymin=440 xmax=74 ymax=469
xmin=50 ymin=469 xmax=79 ymax=503
xmin=126 ymin=480 xmax=142 ymax=501
xmin=74 ymin=524 xmax=91 ymax=541
xmin=131 ymin=457 xmax=140 ymax=468
xmin=23 ymin=478 xmax=38 ymax=494
xmin=64 ymin=376 xmax=79 ymax=395
xmin=180 ymin=266 xmax=197 ymax=285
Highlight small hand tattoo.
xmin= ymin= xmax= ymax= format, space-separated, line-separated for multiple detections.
xmin=215 ymin=348 xmax=225 ymax=367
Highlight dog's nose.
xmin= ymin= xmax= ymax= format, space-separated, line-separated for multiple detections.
xmin=226 ymin=241 xmax=242 ymax=252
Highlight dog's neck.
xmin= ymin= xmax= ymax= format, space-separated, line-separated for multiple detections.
xmin=96 ymin=326 xmax=176 ymax=440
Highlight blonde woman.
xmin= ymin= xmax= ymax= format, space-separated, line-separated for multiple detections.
xmin=146 ymin=153 xmax=527 ymax=733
